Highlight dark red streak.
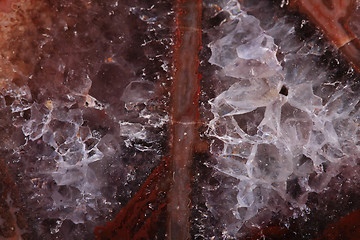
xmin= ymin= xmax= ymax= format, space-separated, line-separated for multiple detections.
xmin=167 ymin=0 xmax=202 ymax=239
xmin=94 ymin=158 xmax=171 ymax=240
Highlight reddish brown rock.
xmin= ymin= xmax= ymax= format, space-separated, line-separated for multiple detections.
xmin=290 ymin=0 xmax=360 ymax=71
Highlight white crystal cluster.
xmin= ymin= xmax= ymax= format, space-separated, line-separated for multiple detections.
xmin=206 ymin=0 xmax=360 ymax=235
xmin=2 ymin=70 xmax=166 ymax=226
xmin=7 ymin=80 xmax=165 ymax=225
xmin=0 ymin=0 xmax=173 ymax=238
xmin=22 ymin=99 xmax=104 ymax=223
xmin=208 ymin=9 xmax=281 ymax=79
xmin=120 ymin=80 xmax=169 ymax=151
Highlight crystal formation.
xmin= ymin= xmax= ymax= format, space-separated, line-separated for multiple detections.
xmin=0 ymin=0 xmax=173 ymax=239
xmin=199 ymin=0 xmax=360 ymax=238
xmin=1 ymin=0 xmax=360 ymax=239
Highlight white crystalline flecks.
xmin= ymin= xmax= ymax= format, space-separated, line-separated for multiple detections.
xmin=206 ymin=1 xmax=360 ymax=237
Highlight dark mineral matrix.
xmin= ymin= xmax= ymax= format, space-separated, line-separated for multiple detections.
xmin=1 ymin=0 xmax=360 ymax=239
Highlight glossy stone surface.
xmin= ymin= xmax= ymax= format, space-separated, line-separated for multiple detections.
xmin=1 ymin=0 xmax=360 ymax=239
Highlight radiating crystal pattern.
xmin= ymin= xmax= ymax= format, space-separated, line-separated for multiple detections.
xmin=205 ymin=0 xmax=360 ymax=237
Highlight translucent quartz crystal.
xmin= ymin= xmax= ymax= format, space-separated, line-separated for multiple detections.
xmin=204 ymin=0 xmax=360 ymax=237
xmin=1 ymin=0 xmax=360 ymax=239
xmin=208 ymin=12 xmax=281 ymax=78
xmin=0 ymin=0 xmax=173 ymax=239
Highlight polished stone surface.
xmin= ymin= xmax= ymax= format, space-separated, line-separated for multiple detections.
xmin=1 ymin=0 xmax=360 ymax=239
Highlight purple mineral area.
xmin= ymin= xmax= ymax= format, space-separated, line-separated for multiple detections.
xmin=0 ymin=0 xmax=173 ymax=239
xmin=1 ymin=0 xmax=360 ymax=239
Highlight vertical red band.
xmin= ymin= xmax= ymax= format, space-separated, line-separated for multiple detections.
xmin=167 ymin=0 xmax=202 ymax=239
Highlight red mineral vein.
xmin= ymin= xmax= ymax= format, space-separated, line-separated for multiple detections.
xmin=94 ymin=0 xmax=202 ymax=239
xmin=167 ymin=0 xmax=202 ymax=239
xmin=290 ymin=0 xmax=355 ymax=47
xmin=94 ymin=158 xmax=171 ymax=240
xmin=290 ymin=0 xmax=360 ymax=71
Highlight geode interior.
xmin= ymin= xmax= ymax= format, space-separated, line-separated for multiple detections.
xmin=1 ymin=0 xmax=360 ymax=239
xmin=198 ymin=0 xmax=360 ymax=238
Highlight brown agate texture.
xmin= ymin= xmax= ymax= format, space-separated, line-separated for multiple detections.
xmin=1 ymin=0 xmax=360 ymax=239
